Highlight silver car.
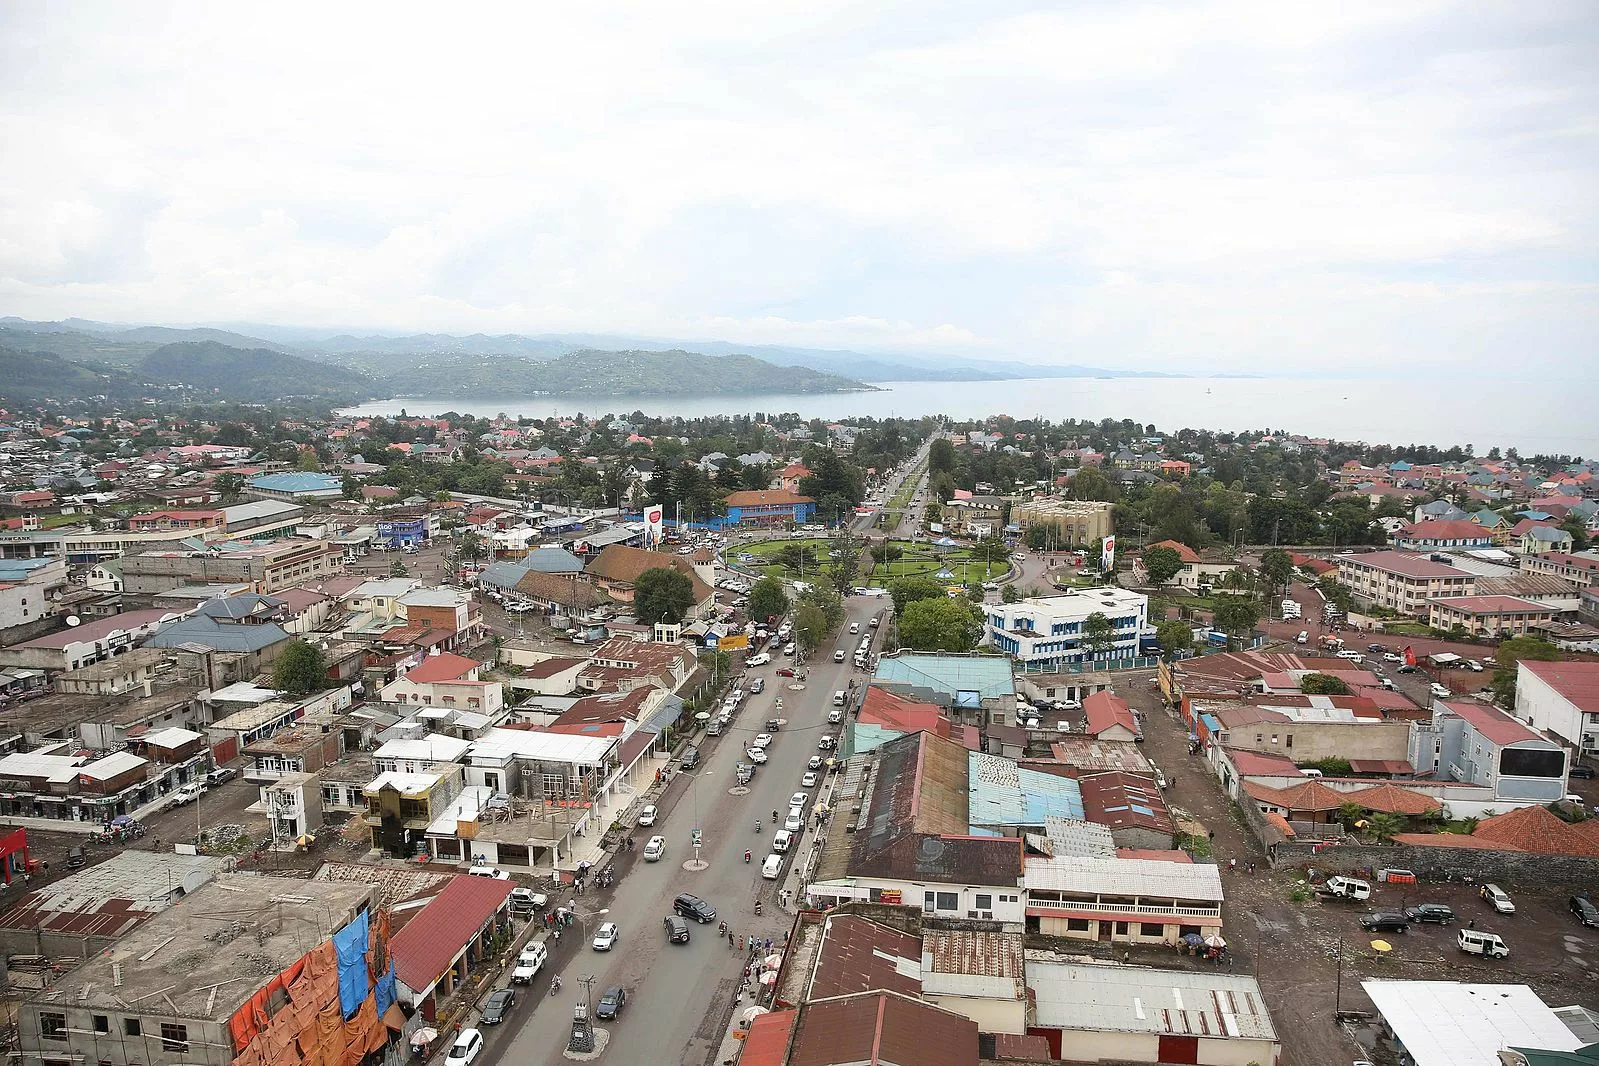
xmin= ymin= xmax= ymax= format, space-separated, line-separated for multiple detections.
xmin=642 ymin=835 xmax=666 ymax=862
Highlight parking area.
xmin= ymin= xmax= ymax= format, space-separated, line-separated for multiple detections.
xmin=1117 ymin=674 xmax=1599 ymax=1066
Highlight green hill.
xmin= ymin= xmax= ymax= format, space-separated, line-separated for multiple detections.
xmin=0 ymin=346 xmax=139 ymax=402
xmin=381 ymin=348 xmax=869 ymax=397
xmin=140 ymin=341 xmax=375 ymax=403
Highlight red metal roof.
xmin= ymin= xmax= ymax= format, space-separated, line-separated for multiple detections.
xmin=389 ymin=875 xmax=513 ymax=991
xmin=1521 ymin=661 xmax=1599 ymax=713
xmin=1082 ymin=691 xmax=1138 ymax=737
xmin=399 ymin=652 xmax=479 ymax=684
xmin=1441 ymin=700 xmax=1541 ymax=746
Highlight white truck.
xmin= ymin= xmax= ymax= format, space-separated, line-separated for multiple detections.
xmin=1320 ymin=876 xmax=1373 ymax=902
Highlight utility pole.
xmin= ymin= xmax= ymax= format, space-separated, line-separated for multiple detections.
xmin=568 ymin=973 xmax=598 ymax=1052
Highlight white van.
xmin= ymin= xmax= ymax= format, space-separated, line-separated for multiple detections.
xmin=761 ymin=853 xmax=783 ymax=880
xmin=1457 ymin=928 xmax=1509 ymax=958
xmin=772 ymin=829 xmax=793 ymax=853
xmin=833 ymin=690 xmax=847 ymax=707
xmin=466 ymin=867 xmax=509 ymax=880
xmin=828 ymin=708 xmax=844 ymax=724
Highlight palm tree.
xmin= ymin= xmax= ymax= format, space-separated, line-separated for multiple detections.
xmin=1366 ymin=812 xmax=1404 ymax=842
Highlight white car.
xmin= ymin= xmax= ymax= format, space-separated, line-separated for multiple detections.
xmin=783 ymin=642 xmax=797 ymax=656
xmin=802 ymin=771 xmax=818 ymax=787
xmin=592 ymin=922 xmax=620 ymax=951
xmin=1430 ymin=683 xmax=1452 ymax=698
xmin=1383 ymin=652 xmax=1403 ymax=663
xmin=808 ymin=755 xmax=824 ymax=770
xmin=642 ymin=835 xmax=667 ymax=862
xmin=784 ymin=810 xmax=804 ymax=833
xmin=747 ymin=653 xmax=771 ymax=666
xmin=510 ymin=943 xmax=547 ymax=984
xmin=168 ymin=782 xmax=206 ymax=808
xmin=637 ymin=804 xmax=658 ymax=827
xmin=752 ymin=734 xmax=773 ymax=749
xmin=772 ymin=829 xmax=793 ymax=853
xmin=790 ymin=791 xmax=809 ymax=810
xmin=446 ymin=1029 xmax=484 ymax=1065
xmin=746 ymin=748 xmax=768 ymax=764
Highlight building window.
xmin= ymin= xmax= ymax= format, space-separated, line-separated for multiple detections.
xmin=1066 ymin=918 xmax=1091 ymax=932
xmin=92 ymin=1015 xmax=109 ymax=1034
xmin=125 ymin=1018 xmax=141 ymax=1037
xmin=1285 ymin=734 xmax=1293 ymax=749
xmin=935 ymin=891 xmax=958 ymax=911
xmin=974 ymin=893 xmax=993 ymax=910
xmin=39 ymin=1011 xmax=67 ymax=1041
xmin=160 ymin=1022 xmax=188 ymax=1052
xmin=1115 ymin=921 xmax=1130 ymax=935
xmin=1140 ymin=922 xmax=1165 ymax=937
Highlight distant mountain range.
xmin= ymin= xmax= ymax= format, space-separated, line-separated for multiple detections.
xmin=0 ymin=315 xmax=1189 ymax=406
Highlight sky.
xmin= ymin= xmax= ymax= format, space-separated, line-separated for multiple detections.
xmin=0 ymin=2 xmax=1595 ymax=374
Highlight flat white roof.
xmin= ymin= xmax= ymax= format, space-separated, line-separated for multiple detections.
xmin=140 ymin=726 xmax=204 ymax=749
xmin=1025 ymin=855 xmax=1225 ymax=902
xmin=1031 ymin=961 xmax=1276 ymax=1041
xmin=1362 ymin=980 xmax=1584 ymax=1066
xmin=468 ymin=727 xmax=615 ymax=764
xmin=0 ymin=752 xmax=86 ymax=784
xmin=366 ymin=770 xmax=449 ymax=797
xmin=80 ymin=751 xmax=148 ymax=780
xmin=374 ymin=735 xmax=472 ymax=763
xmin=210 ymin=681 xmax=281 ymax=704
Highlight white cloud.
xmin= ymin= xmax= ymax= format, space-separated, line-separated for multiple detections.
xmin=0 ymin=0 xmax=1593 ymax=374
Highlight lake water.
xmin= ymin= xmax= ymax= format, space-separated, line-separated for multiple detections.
xmin=339 ymin=376 xmax=1598 ymax=459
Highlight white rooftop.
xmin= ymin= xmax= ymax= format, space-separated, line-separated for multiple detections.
xmin=79 ymin=750 xmax=148 ymax=781
xmin=400 ymin=588 xmax=469 ymax=607
xmin=1030 ymin=961 xmax=1277 ymax=1042
xmin=1025 ymin=855 xmax=1225 ymax=902
xmin=141 ymin=726 xmax=204 ymax=749
xmin=366 ymin=770 xmax=450 ymax=797
xmin=1362 ymin=980 xmax=1585 ymax=1066
xmin=426 ymin=784 xmax=496 ymax=835
xmin=210 ymin=681 xmax=281 ymax=704
xmin=0 ymin=751 xmax=86 ymax=784
xmin=467 ymin=727 xmax=615 ymax=765
xmin=374 ymin=735 xmax=472 ymax=763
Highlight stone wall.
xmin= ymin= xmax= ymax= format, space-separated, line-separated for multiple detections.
xmin=1270 ymin=839 xmax=1599 ymax=887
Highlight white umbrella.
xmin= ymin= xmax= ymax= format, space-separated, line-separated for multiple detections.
xmin=1204 ymin=934 xmax=1227 ymax=948
xmin=759 ymin=970 xmax=779 ymax=986
xmin=763 ymin=953 xmax=784 ymax=969
xmin=410 ymin=1027 xmax=439 ymax=1048
xmin=740 ymin=1006 xmax=770 ymax=1025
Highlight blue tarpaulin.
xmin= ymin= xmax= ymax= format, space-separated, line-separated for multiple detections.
xmin=333 ymin=911 xmax=370 ymax=1019
xmin=374 ymin=962 xmax=397 ymax=1017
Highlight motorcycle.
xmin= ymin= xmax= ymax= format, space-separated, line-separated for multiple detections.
xmin=754 ymin=821 xmax=762 ymax=834
xmin=744 ymin=850 xmax=751 ymax=863
xmin=550 ymin=975 xmax=562 ymax=996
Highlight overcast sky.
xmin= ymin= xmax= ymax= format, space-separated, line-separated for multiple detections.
xmin=1 ymin=2 xmax=1595 ymax=374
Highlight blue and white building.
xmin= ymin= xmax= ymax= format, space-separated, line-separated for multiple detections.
xmin=985 ymin=588 xmax=1149 ymax=670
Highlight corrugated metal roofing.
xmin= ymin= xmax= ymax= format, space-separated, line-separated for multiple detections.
xmin=1025 ymin=855 xmax=1224 ymax=901
xmin=1031 ymin=961 xmax=1276 ymax=1042
xmin=390 ymin=875 xmax=514 ymax=992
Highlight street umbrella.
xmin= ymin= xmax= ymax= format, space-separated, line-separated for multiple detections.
xmin=410 ymin=1027 xmax=439 ymax=1048
xmin=1181 ymin=933 xmax=1204 ymax=946
xmin=759 ymin=970 xmax=779 ymax=986
xmin=695 ymin=712 xmax=711 ymax=722
xmin=764 ymin=954 xmax=784 ymax=969
xmin=1370 ymin=940 xmax=1393 ymax=953
xmin=1204 ymin=935 xmax=1226 ymax=948
xmin=740 ymin=1006 xmax=769 ymax=1026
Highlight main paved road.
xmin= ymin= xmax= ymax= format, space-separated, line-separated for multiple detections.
xmin=489 ymin=595 xmax=886 ymax=1066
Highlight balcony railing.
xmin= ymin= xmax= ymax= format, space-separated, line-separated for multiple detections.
xmin=1027 ymin=897 xmax=1221 ymax=920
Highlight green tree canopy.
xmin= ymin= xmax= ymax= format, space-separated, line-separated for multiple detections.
xmin=1080 ymin=612 xmax=1117 ymax=657
xmin=1299 ymin=672 xmax=1351 ymax=695
xmin=887 ymin=576 xmax=949 ymax=616
xmin=1211 ymin=595 xmax=1261 ymax=648
xmin=898 ymin=596 xmax=983 ymax=652
xmin=748 ymin=576 xmax=790 ymax=624
xmin=1000 ymin=583 xmax=1022 ymax=604
xmin=1143 ymin=545 xmax=1185 ymax=586
xmin=1259 ymin=547 xmax=1294 ymax=600
xmin=272 ymin=639 xmax=327 ymax=696
xmin=1491 ymin=635 xmax=1560 ymax=706
xmin=634 ymin=566 xmax=696 ymax=625
xmin=1154 ymin=618 xmax=1194 ymax=662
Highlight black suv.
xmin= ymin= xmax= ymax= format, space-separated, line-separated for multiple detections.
xmin=664 ymin=915 xmax=691 ymax=944
xmin=1571 ymin=764 xmax=1596 ymax=779
xmin=1571 ymin=895 xmax=1599 ymax=927
xmin=674 ymin=893 xmax=717 ymax=924
xmin=595 ymin=986 xmax=627 ymax=1020
xmin=1359 ymin=913 xmax=1410 ymax=933
xmin=1403 ymin=904 xmax=1456 ymax=925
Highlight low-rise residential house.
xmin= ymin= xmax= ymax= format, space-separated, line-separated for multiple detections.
xmin=585 ymin=544 xmax=714 ymax=618
xmin=1077 ymin=771 xmax=1174 ymax=849
xmin=1142 ymin=540 xmax=1237 ymax=590
xmin=1024 ymin=854 xmax=1223 ymax=945
xmin=1521 ymin=523 xmax=1576 ymax=555
xmin=390 ymin=874 xmax=515 ymax=1020
xmin=379 ymin=652 xmax=503 ymax=716
xmin=721 ymin=488 xmax=817 ymax=527
xmin=1082 ymin=690 xmax=1140 ymax=742
xmin=0 ymin=608 xmax=172 ymax=672
xmin=1393 ymin=519 xmax=1494 ymax=551
xmin=363 ymin=763 xmax=467 ymax=857
xmin=1427 ymin=594 xmax=1558 ymax=637
xmin=241 ymin=722 xmax=345 ymax=782
xmin=575 ymin=637 xmax=694 ymax=694
xmin=872 ymin=652 xmax=1017 ymax=729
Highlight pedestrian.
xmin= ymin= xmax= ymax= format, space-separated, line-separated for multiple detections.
xmin=1228 ymin=858 xmax=1237 ymax=873
xmin=1468 ymin=919 xmax=1477 ymax=929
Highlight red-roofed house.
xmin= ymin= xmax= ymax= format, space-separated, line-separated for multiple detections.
xmin=1082 ymin=691 xmax=1140 ymax=742
xmin=778 ymin=462 xmax=812 ymax=493
xmin=1392 ymin=520 xmax=1495 ymax=551
xmin=1141 ymin=539 xmax=1238 ymax=590
xmin=379 ymin=652 xmax=503 ymax=715
xmin=1426 ymin=595 xmax=1557 ymax=637
xmin=855 ymin=686 xmax=980 ymax=751
xmin=390 ymin=874 xmax=514 ymax=1019
xmin=1078 ymin=771 xmax=1174 ymax=849
xmin=1518 ymin=660 xmax=1599 ymax=754
xmin=1472 ymin=805 xmax=1599 ymax=857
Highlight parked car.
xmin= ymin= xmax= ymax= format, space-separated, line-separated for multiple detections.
xmin=1404 ymin=904 xmax=1457 ymax=925
xmin=205 ymin=767 xmax=237 ymax=786
xmin=480 ymin=988 xmax=517 ymax=1025
xmin=1458 ymin=928 xmax=1510 ymax=958
xmin=674 ymin=893 xmax=717 ymax=923
xmin=749 ymin=677 xmax=765 ymax=694
xmin=801 ymin=771 xmax=818 ymax=787
xmin=446 ymin=1029 xmax=483 ymax=1065
xmin=1572 ymin=764 xmax=1596 ymax=780
xmin=66 ymin=846 xmax=86 ymax=869
xmin=637 ymin=804 xmax=658 ymax=827
xmin=746 ymin=748 xmax=768 ymax=764
xmin=772 ymin=829 xmax=793 ymax=853
xmin=1429 ymin=683 xmax=1452 ymax=698
xmin=664 ymin=915 xmax=691 ymax=943
xmin=790 ymin=791 xmax=809 ymax=810
xmin=784 ymin=810 xmax=803 ymax=833
xmin=1382 ymin=652 xmax=1403 ymax=663
xmin=1571 ymin=895 xmax=1599 ymax=928
xmin=595 ymin=986 xmax=628 ymax=1020
xmin=1359 ymin=913 xmax=1410 ymax=933
xmin=808 ymin=755 xmax=824 ymax=770
xmin=167 ymin=782 xmax=206 ymax=808
xmin=752 ymin=734 xmax=773 ymax=749
xmin=1367 ymin=643 xmax=1386 ymax=652
xmin=592 ymin=922 xmax=620 ymax=950
xmin=1480 ymin=883 xmax=1516 ymax=915
xmin=746 ymin=653 xmax=771 ymax=667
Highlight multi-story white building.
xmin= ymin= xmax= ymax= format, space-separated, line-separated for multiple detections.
xmin=1336 ymin=550 xmax=1476 ymax=617
xmin=1517 ymin=660 xmax=1599 ymax=755
xmin=985 ymin=588 xmax=1148 ymax=669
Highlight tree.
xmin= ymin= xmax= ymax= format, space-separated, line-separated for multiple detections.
xmin=1154 ymin=618 xmax=1194 ymax=662
xmin=898 ymin=596 xmax=983 ymax=652
xmin=1259 ymin=547 xmax=1294 ymax=601
xmin=1025 ymin=524 xmax=1050 ymax=551
xmin=1299 ymin=672 xmax=1352 ymax=695
xmin=1365 ymin=812 xmax=1404 ymax=842
xmin=634 ymin=566 xmax=696 ymax=625
xmin=887 ymin=576 xmax=948 ymax=616
xmin=1000 ymin=583 xmax=1022 ymax=604
xmin=341 ymin=473 xmax=361 ymax=501
xmin=457 ymin=530 xmax=487 ymax=564
xmin=272 ymin=639 xmax=327 ymax=696
xmin=214 ymin=472 xmax=245 ymax=503
xmin=869 ymin=542 xmax=903 ymax=563
xmin=1491 ymin=635 xmax=1560 ymax=706
xmin=1211 ymin=595 xmax=1261 ymax=648
xmin=971 ymin=538 xmax=1010 ymax=565
xmin=1317 ymin=573 xmax=1355 ymax=615
xmin=1080 ymin=612 xmax=1117 ymax=657
xmin=1143 ymin=545 xmax=1185 ymax=587
xmin=793 ymin=601 xmax=830 ymax=654
xmin=928 ymin=437 xmax=956 ymax=475
xmin=827 ymin=532 xmax=861 ymax=595
xmin=1070 ymin=464 xmax=1116 ymax=503
xmin=748 ymin=576 xmax=790 ymax=624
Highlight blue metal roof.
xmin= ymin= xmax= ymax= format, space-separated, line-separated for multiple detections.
xmin=968 ymin=751 xmax=1083 ymax=829
xmin=247 ymin=472 xmax=341 ymax=493
xmin=873 ymin=653 xmax=1014 ymax=701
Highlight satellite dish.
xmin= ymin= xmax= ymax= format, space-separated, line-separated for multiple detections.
xmin=65 ymin=616 xmax=81 ymax=627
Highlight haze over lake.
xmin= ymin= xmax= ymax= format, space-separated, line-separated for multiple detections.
xmin=341 ymin=376 xmax=1598 ymax=460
